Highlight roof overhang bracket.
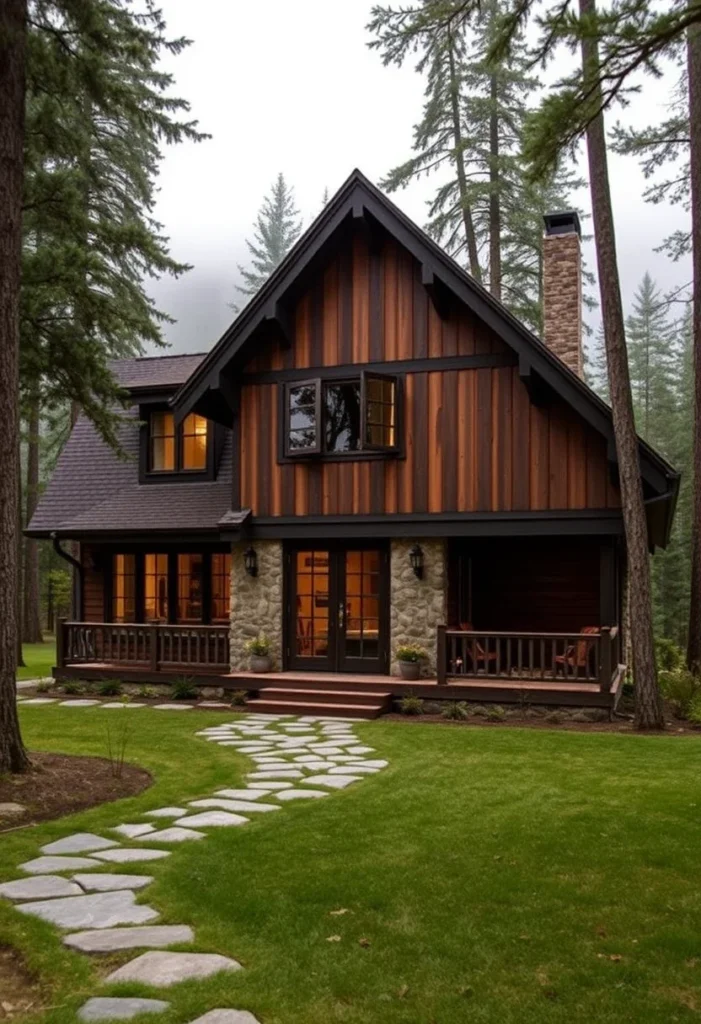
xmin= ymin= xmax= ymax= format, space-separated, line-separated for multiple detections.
xmin=352 ymin=200 xmax=384 ymax=253
xmin=263 ymin=300 xmax=293 ymax=349
xmin=518 ymin=355 xmax=550 ymax=407
xmin=421 ymin=264 xmax=451 ymax=321
xmin=218 ymin=371 xmax=240 ymax=416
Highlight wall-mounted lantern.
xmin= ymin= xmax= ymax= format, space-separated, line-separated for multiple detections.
xmin=244 ymin=546 xmax=258 ymax=577
xmin=409 ymin=544 xmax=424 ymax=580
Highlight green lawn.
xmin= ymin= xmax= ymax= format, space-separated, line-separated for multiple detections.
xmin=3 ymin=709 xmax=701 ymax=1023
xmin=17 ymin=640 xmax=56 ymax=681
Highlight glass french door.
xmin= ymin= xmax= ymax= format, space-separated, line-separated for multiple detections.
xmin=287 ymin=544 xmax=389 ymax=673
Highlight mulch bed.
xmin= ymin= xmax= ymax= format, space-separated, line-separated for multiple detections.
xmin=0 ymin=945 xmax=47 ymax=1020
xmin=0 ymin=752 xmax=151 ymax=831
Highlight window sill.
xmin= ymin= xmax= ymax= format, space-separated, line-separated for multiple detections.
xmin=279 ymin=449 xmax=402 ymax=465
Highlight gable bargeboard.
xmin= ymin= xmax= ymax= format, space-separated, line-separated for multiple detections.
xmin=236 ymin=225 xmax=619 ymax=520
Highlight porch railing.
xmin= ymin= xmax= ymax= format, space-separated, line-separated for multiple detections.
xmin=436 ymin=625 xmax=619 ymax=692
xmin=57 ymin=621 xmax=230 ymax=673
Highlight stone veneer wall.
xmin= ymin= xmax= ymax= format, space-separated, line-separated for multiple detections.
xmin=390 ymin=539 xmax=447 ymax=678
xmin=542 ymin=230 xmax=583 ymax=377
xmin=229 ymin=540 xmax=283 ymax=672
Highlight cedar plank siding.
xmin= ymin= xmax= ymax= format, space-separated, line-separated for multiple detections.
xmin=82 ymin=545 xmax=104 ymax=622
xmin=239 ymin=229 xmax=620 ymax=517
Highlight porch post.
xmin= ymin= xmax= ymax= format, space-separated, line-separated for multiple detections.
xmin=437 ymin=625 xmax=447 ymax=684
xmin=599 ymin=626 xmax=613 ymax=692
xmin=56 ymin=617 xmax=66 ymax=670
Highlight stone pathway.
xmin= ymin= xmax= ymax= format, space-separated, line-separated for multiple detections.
xmin=4 ymin=708 xmax=389 ymax=1022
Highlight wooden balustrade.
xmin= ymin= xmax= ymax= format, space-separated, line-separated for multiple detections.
xmin=59 ymin=621 xmax=230 ymax=673
xmin=436 ymin=625 xmax=619 ymax=691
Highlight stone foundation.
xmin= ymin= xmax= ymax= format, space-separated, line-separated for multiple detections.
xmin=229 ymin=541 xmax=283 ymax=672
xmin=389 ymin=539 xmax=446 ymax=678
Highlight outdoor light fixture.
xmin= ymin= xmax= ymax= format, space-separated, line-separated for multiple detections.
xmin=244 ymin=546 xmax=258 ymax=577
xmin=410 ymin=544 xmax=424 ymax=579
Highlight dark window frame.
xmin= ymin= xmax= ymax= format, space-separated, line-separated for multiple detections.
xmin=139 ymin=406 xmax=216 ymax=484
xmin=280 ymin=371 xmax=402 ymax=462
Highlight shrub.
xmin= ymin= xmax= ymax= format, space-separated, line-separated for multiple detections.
xmin=688 ymin=691 xmax=701 ymax=725
xmin=36 ymin=680 xmax=52 ymax=693
xmin=395 ymin=643 xmax=428 ymax=663
xmin=171 ymin=676 xmax=198 ymax=701
xmin=655 ymin=637 xmax=684 ymax=673
xmin=230 ymin=689 xmax=248 ymax=707
xmin=137 ymin=685 xmax=158 ymax=699
xmin=441 ymin=701 xmax=470 ymax=720
xmin=399 ymin=694 xmax=424 ymax=715
xmin=486 ymin=705 xmax=505 ymax=721
xmin=244 ymin=634 xmax=271 ymax=657
xmin=423 ymin=701 xmax=443 ymax=716
xmin=658 ymin=668 xmax=701 ymax=718
xmin=62 ymin=680 xmax=83 ymax=695
xmin=98 ymin=679 xmax=122 ymax=697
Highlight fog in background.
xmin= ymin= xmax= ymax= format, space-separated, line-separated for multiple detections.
xmin=147 ymin=0 xmax=691 ymax=357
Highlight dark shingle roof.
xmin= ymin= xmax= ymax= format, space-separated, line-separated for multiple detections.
xmin=28 ymin=354 xmax=233 ymax=537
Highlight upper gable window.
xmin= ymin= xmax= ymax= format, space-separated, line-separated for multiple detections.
xmin=284 ymin=372 xmax=399 ymax=458
xmin=148 ymin=411 xmax=210 ymax=475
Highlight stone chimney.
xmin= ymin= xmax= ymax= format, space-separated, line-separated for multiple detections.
xmin=542 ymin=211 xmax=583 ymax=377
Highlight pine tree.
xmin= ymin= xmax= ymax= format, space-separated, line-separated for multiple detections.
xmin=586 ymin=322 xmax=610 ymax=402
xmin=235 ymin=174 xmax=302 ymax=305
xmin=626 ymin=273 xmax=677 ymax=447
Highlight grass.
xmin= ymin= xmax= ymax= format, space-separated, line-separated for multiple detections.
xmin=3 ymin=709 xmax=701 ymax=1023
xmin=17 ymin=640 xmax=56 ymax=681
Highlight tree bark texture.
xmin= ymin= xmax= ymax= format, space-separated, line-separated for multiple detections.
xmin=488 ymin=72 xmax=502 ymax=301
xmin=687 ymin=19 xmax=701 ymax=674
xmin=0 ymin=0 xmax=30 ymax=772
xmin=580 ymin=0 xmax=663 ymax=728
xmin=23 ymin=400 xmax=42 ymax=643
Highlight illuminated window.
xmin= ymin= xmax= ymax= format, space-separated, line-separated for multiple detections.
xmin=177 ymin=553 xmax=203 ymax=623
xmin=150 ymin=412 xmax=175 ymax=471
xmin=144 ymin=553 xmax=169 ymax=621
xmin=112 ymin=554 xmax=136 ymax=622
xmin=211 ymin=553 xmax=231 ymax=623
xmin=182 ymin=414 xmax=208 ymax=471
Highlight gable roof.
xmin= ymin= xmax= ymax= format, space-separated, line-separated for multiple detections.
xmin=27 ymin=353 xmax=234 ymax=539
xmin=172 ymin=169 xmax=678 ymax=524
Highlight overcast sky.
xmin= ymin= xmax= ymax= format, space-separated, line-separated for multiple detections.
xmin=147 ymin=0 xmax=691 ymax=356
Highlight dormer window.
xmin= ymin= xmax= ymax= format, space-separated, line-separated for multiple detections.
xmin=147 ymin=411 xmax=210 ymax=475
xmin=283 ymin=372 xmax=400 ymax=459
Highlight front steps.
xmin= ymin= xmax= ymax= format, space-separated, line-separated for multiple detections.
xmin=250 ymin=686 xmax=392 ymax=720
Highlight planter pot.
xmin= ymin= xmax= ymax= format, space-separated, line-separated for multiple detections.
xmin=398 ymin=660 xmax=421 ymax=681
xmin=250 ymin=654 xmax=272 ymax=674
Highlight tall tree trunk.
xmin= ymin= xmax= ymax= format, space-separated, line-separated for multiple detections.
xmin=0 ymin=0 xmax=30 ymax=772
xmin=488 ymin=72 xmax=502 ymax=300
xmin=580 ymin=0 xmax=663 ymax=728
xmin=16 ymin=447 xmax=24 ymax=669
xmin=686 ymin=19 xmax=701 ymax=675
xmin=447 ymin=37 xmax=482 ymax=282
xmin=23 ymin=399 xmax=42 ymax=643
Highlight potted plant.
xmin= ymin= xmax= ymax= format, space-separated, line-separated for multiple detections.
xmin=245 ymin=634 xmax=272 ymax=673
xmin=395 ymin=643 xmax=428 ymax=681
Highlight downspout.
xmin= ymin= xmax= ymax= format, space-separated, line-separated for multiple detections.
xmin=50 ymin=532 xmax=83 ymax=620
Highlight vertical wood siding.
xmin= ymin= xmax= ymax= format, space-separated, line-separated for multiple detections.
xmin=82 ymin=545 xmax=104 ymax=622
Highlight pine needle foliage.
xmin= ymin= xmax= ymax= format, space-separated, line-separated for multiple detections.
xmin=235 ymin=173 xmax=302 ymax=306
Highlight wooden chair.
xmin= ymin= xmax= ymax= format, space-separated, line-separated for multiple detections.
xmin=554 ymin=626 xmax=599 ymax=677
xmin=459 ymin=622 xmax=498 ymax=674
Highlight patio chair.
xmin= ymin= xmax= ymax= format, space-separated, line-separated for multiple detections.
xmin=458 ymin=621 xmax=498 ymax=674
xmin=554 ymin=626 xmax=599 ymax=677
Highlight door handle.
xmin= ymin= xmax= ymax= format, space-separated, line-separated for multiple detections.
xmin=338 ymin=602 xmax=345 ymax=630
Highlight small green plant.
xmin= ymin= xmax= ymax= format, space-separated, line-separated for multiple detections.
xmin=441 ymin=701 xmax=470 ymax=720
xmin=395 ymin=643 xmax=428 ymax=663
xmin=230 ymin=689 xmax=248 ymax=707
xmin=104 ymin=717 xmax=132 ymax=779
xmin=655 ymin=637 xmax=684 ymax=673
xmin=171 ymin=676 xmax=198 ymax=701
xmin=688 ymin=691 xmax=701 ymax=725
xmin=399 ymin=694 xmax=424 ymax=715
xmin=244 ymin=634 xmax=271 ymax=656
xmin=659 ymin=668 xmax=701 ymax=718
xmin=62 ymin=680 xmax=83 ymax=695
xmin=486 ymin=705 xmax=506 ymax=721
xmin=36 ymin=680 xmax=52 ymax=693
xmin=98 ymin=679 xmax=123 ymax=697
xmin=137 ymin=684 xmax=158 ymax=699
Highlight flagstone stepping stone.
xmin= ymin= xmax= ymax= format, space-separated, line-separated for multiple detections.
xmin=349 ymin=759 xmax=388 ymax=769
xmin=93 ymin=848 xmax=170 ymax=864
xmin=59 ymin=699 xmax=101 ymax=707
xmin=65 ymin=924 xmax=193 ymax=952
xmin=17 ymin=890 xmax=159 ymax=929
xmin=307 ymin=745 xmax=345 ymax=754
xmin=102 ymin=702 xmax=145 ymax=709
xmin=147 ymin=827 xmax=206 ymax=843
xmin=20 ymin=855 xmax=101 ymax=875
xmin=41 ymin=833 xmax=118 ymax=855
xmin=73 ymin=874 xmax=153 ymax=892
xmin=188 ymin=1011 xmax=261 ymax=1024
xmin=144 ymin=807 xmax=187 ymax=818
xmin=173 ymin=811 xmax=248 ymax=828
xmin=153 ymin=703 xmax=193 ymax=710
xmin=214 ymin=788 xmax=269 ymax=800
xmin=78 ymin=997 xmax=170 ymax=1021
xmin=189 ymin=799 xmax=279 ymax=814
xmin=298 ymin=761 xmax=339 ymax=772
xmin=347 ymin=745 xmax=375 ymax=755
xmin=302 ymin=774 xmax=361 ymax=790
xmin=106 ymin=950 xmax=242 ymax=986
xmin=294 ymin=755 xmax=328 ymax=763
xmin=275 ymin=788 xmax=328 ymax=801
xmin=0 ymin=875 xmax=82 ymax=901
xmin=199 ymin=702 xmax=230 ymax=707
xmin=247 ymin=781 xmax=292 ymax=790
xmin=328 ymin=755 xmax=361 ymax=762
xmin=20 ymin=698 xmax=57 ymax=705
xmin=112 ymin=823 xmax=156 ymax=839
xmin=248 ymin=769 xmax=303 ymax=780
xmin=328 ymin=764 xmax=380 ymax=775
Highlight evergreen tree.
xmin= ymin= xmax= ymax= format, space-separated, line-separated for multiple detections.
xmin=586 ymin=322 xmax=610 ymax=402
xmin=235 ymin=174 xmax=302 ymax=305
xmin=626 ymin=273 xmax=677 ymax=446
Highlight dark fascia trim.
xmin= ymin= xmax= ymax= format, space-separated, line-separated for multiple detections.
xmin=170 ymin=169 xmax=676 ymax=498
xmin=218 ymin=510 xmax=625 ymax=541
xmin=243 ymin=352 xmax=514 ymax=386
xmin=31 ymin=527 xmax=224 ymax=544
